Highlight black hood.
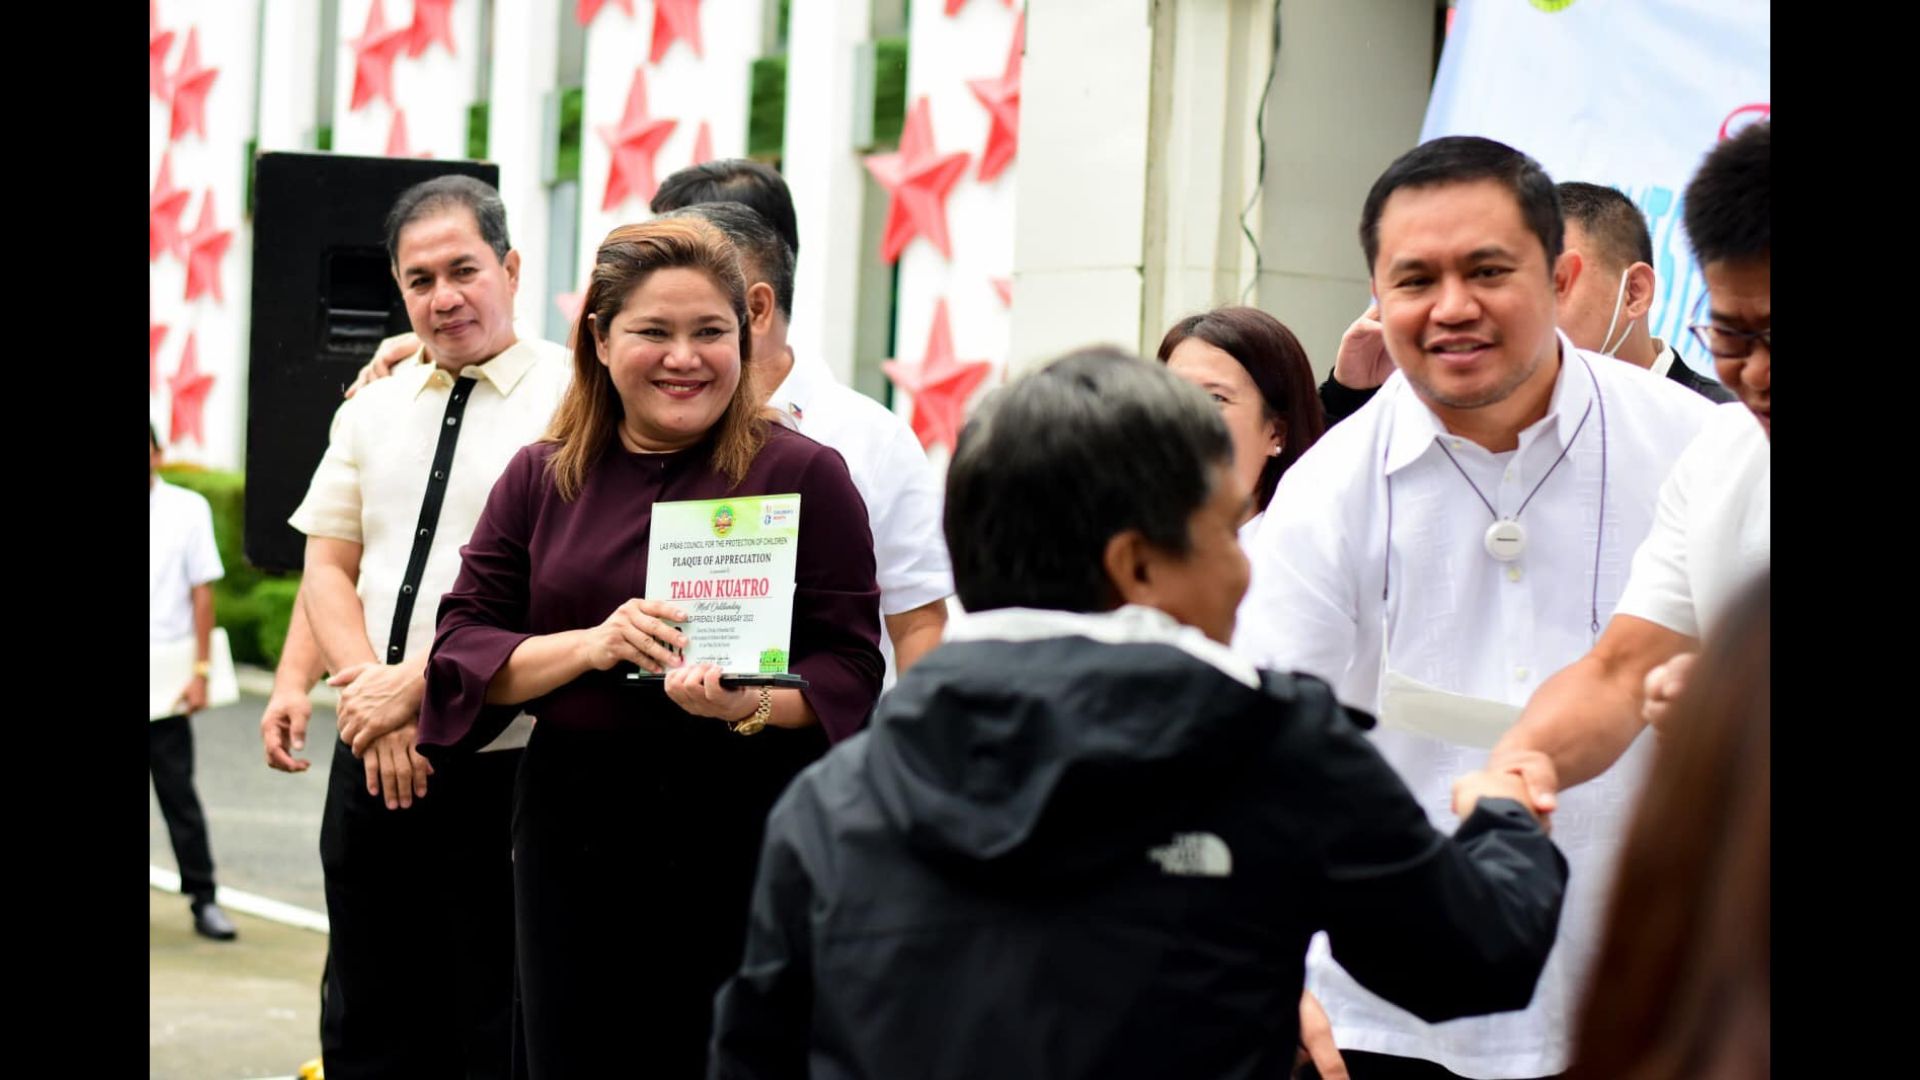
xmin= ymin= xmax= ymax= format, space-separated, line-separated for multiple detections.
xmin=862 ymin=609 xmax=1281 ymax=887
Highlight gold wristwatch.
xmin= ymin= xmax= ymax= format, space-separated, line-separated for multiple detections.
xmin=731 ymin=686 xmax=772 ymax=736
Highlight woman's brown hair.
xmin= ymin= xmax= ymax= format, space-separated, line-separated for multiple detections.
xmin=1567 ymin=571 xmax=1770 ymax=1079
xmin=543 ymin=216 xmax=764 ymax=499
xmin=1156 ymin=305 xmax=1327 ymax=513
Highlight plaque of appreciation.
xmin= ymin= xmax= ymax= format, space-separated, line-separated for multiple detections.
xmin=625 ymin=493 xmax=810 ymax=688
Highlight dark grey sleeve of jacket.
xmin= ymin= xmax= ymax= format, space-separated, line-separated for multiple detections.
xmin=1318 ymin=373 xmax=1380 ymax=428
xmin=1283 ymin=682 xmax=1568 ymax=1023
xmin=708 ymin=797 xmax=816 ymax=1080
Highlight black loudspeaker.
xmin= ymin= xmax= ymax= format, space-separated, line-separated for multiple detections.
xmin=244 ymin=152 xmax=499 ymax=572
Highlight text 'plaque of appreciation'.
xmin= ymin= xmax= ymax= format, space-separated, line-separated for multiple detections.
xmin=627 ymin=493 xmax=809 ymax=688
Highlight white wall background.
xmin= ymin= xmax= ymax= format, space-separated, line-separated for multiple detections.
xmin=331 ymin=0 xmax=487 ymax=159
xmin=888 ymin=0 xmax=1021 ymax=464
xmin=150 ymin=0 xmax=261 ymax=470
xmin=574 ymin=0 xmax=767 ymax=298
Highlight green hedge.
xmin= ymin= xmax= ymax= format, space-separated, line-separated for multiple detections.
xmin=871 ymin=36 xmax=909 ymax=149
xmin=747 ymin=54 xmax=788 ymax=160
xmin=158 ymin=466 xmax=300 ymax=669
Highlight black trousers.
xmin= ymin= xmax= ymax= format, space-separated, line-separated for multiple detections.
xmin=1304 ymin=1050 xmax=1562 ymax=1080
xmin=149 ymin=714 xmax=217 ymax=904
xmin=512 ymin=717 xmax=826 ymax=1079
xmin=319 ymin=737 xmax=520 ymax=1080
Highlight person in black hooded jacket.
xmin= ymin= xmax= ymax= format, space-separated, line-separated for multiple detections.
xmin=709 ymin=348 xmax=1569 ymax=1080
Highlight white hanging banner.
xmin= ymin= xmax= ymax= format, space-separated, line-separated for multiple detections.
xmin=1422 ymin=0 xmax=1770 ymax=375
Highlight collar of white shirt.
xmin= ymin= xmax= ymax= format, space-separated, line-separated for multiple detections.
xmin=1647 ymin=338 xmax=1678 ymax=380
xmin=403 ymin=338 xmax=543 ymax=399
xmin=765 ymin=350 xmax=824 ymax=423
xmin=946 ymin=604 xmax=1261 ymax=689
xmin=1383 ymin=329 xmax=1600 ymax=476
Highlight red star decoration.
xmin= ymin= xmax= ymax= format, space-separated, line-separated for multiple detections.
xmin=182 ymin=192 xmax=235 ymax=304
xmin=150 ymin=152 xmax=192 ymax=263
xmin=576 ymin=0 xmax=633 ymax=26
xmin=597 ymin=68 xmax=677 ymax=209
xmin=943 ymin=0 xmax=1015 ymax=14
xmin=882 ymin=299 xmax=994 ymax=454
xmin=168 ymin=27 xmax=220 ymax=142
xmin=348 ymin=0 xmax=409 ymax=112
xmin=649 ymin=0 xmax=704 ymax=63
xmin=168 ymin=333 xmax=216 ymax=447
xmin=386 ymin=109 xmax=432 ymax=158
xmin=863 ymin=97 xmax=970 ymax=263
xmin=967 ymin=11 xmax=1023 ymax=181
xmin=150 ymin=2 xmax=175 ymax=100
xmin=150 ymin=316 xmax=168 ymax=394
xmin=990 ymin=277 xmax=1013 ymax=307
xmin=406 ymin=0 xmax=458 ymax=58
xmin=692 ymin=120 xmax=714 ymax=166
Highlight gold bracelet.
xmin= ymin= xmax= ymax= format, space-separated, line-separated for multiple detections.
xmin=731 ymin=686 xmax=772 ymax=736
xmin=192 ymin=660 xmax=212 ymax=678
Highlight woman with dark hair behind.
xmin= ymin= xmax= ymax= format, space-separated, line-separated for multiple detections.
xmin=1158 ymin=305 xmax=1327 ymax=537
xmin=1566 ymin=571 xmax=1770 ymax=1079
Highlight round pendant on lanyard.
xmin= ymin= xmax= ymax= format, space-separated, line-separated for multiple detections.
xmin=1483 ymin=519 xmax=1526 ymax=561
xmin=1438 ymin=401 xmax=1590 ymax=564
xmin=1381 ymin=355 xmax=1613 ymax=639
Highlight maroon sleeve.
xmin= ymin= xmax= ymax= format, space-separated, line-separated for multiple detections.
xmin=418 ymin=445 xmax=542 ymax=757
xmin=789 ymin=445 xmax=884 ymax=744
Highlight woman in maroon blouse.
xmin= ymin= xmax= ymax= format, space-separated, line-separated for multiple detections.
xmin=419 ymin=217 xmax=883 ymax=1077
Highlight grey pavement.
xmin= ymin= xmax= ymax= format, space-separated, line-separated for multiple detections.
xmin=150 ymin=888 xmax=326 ymax=1080
xmin=151 ymin=685 xmax=338 ymax=1079
xmin=150 ymin=690 xmax=335 ymax=914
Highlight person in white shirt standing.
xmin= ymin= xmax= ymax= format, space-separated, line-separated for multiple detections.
xmin=1236 ymin=136 xmax=1715 ymax=1080
xmin=150 ymin=422 xmax=238 ymax=942
xmin=264 ymin=175 xmax=571 ymax=1079
xmin=1462 ymin=123 xmax=1771 ymax=834
xmin=652 ymin=161 xmax=953 ymax=681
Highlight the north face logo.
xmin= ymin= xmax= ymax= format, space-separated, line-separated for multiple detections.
xmin=1147 ymin=832 xmax=1232 ymax=878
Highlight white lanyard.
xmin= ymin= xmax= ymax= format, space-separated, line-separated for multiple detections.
xmin=1374 ymin=358 xmax=1612 ymax=744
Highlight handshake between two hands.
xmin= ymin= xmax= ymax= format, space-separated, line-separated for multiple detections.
xmin=1450 ymin=751 xmax=1561 ymax=834
xmin=1446 ymin=649 xmax=1699 ymax=832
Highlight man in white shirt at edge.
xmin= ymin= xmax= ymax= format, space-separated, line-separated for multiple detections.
xmin=1457 ymin=123 xmax=1771 ymax=833
xmin=150 ymin=422 xmax=239 ymax=942
xmin=1235 ymin=137 xmax=1714 ymax=1079
xmin=259 ymin=175 xmax=572 ymax=1077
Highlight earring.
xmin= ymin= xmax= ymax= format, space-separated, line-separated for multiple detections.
xmin=1268 ymin=443 xmax=1284 ymax=457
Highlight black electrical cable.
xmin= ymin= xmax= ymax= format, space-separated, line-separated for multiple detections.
xmin=1239 ymin=1 xmax=1283 ymax=302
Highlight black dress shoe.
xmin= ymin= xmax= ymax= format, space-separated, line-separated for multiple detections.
xmin=192 ymin=901 xmax=238 ymax=941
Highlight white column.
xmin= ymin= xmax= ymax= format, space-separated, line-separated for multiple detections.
xmin=1256 ymin=0 xmax=1437 ymax=378
xmin=1140 ymin=0 xmax=1276 ymax=343
xmin=255 ymin=0 xmax=321 ymax=151
xmin=577 ymin=0 xmax=768 ymax=293
xmin=1007 ymin=0 xmax=1155 ymax=376
xmin=490 ymin=0 xmax=562 ymax=336
xmin=331 ymin=0 xmax=485 ymax=159
xmin=888 ymin=0 xmax=1020 ymax=443
xmin=783 ymin=0 xmax=874 ymax=387
xmin=150 ymin=0 xmax=262 ymax=470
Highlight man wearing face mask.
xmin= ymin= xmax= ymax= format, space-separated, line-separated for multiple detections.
xmin=1317 ymin=181 xmax=1731 ymax=426
xmin=1554 ymin=182 xmax=1733 ymax=404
